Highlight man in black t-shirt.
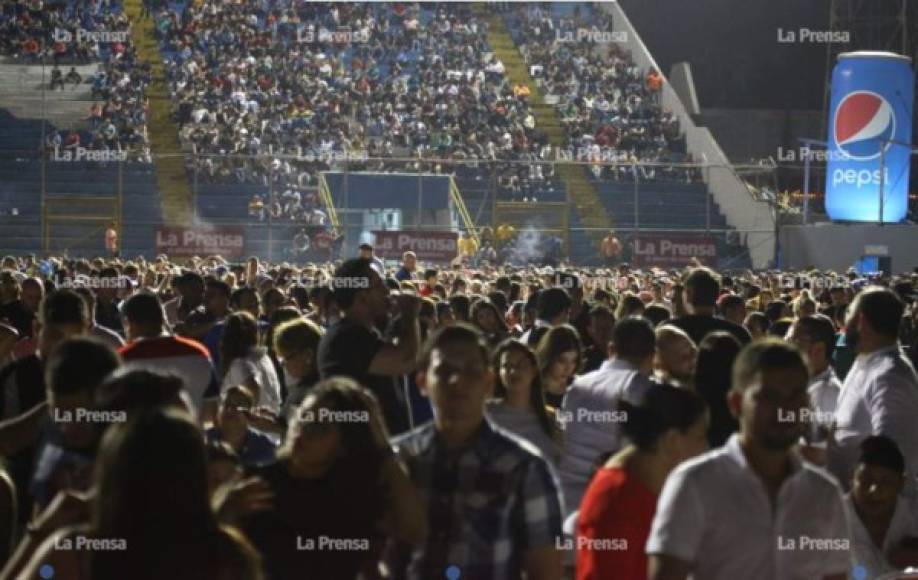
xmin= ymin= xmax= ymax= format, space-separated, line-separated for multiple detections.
xmin=317 ymin=259 xmax=420 ymax=434
xmin=670 ymin=267 xmax=751 ymax=347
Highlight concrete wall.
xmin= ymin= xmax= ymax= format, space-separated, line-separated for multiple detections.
xmin=779 ymin=224 xmax=918 ymax=272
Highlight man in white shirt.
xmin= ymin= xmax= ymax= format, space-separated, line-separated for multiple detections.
xmin=829 ymin=287 xmax=918 ymax=493
xmin=557 ymin=316 xmax=654 ymax=515
xmin=787 ymin=314 xmax=843 ymax=429
xmin=647 ymin=339 xmax=850 ymax=580
xmin=845 ymin=435 xmax=918 ymax=578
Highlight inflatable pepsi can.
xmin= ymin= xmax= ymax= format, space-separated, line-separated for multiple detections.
xmin=825 ymin=51 xmax=914 ymax=222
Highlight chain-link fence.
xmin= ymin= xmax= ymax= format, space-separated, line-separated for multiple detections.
xmin=0 ymin=149 xmax=779 ymax=267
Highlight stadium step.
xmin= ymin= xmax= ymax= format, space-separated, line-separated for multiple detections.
xmin=123 ymin=0 xmax=193 ymax=226
xmin=481 ymin=9 xmax=613 ymax=265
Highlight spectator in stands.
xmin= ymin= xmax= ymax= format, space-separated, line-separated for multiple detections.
xmin=119 ymin=292 xmax=219 ymax=417
xmin=694 ymin=331 xmax=742 ymax=448
xmin=244 ymin=377 xmax=426 ymax=580
xmin=488 ymin=339 xmax=560 ymax=467
xmin=830 ymin=287 xmax=918 ymax=493
xmin=601 ymin=231 xmax=622 ymax=267
xmin=317 ymin=258 xmax=420 ymax=435
xmin=577 ymin=383 xmax=708 ymax=580
xmin=559 ymin=317 xmax=655 ymax=516
xmin=64 ymin=66 xmax=82 ymax=88
xmin=671 ymin=267 xmax=751 ymax=346
xmin=392 ymin=324 xmax=563 ymax=579
xmin=647 ymin=339 xmax=851 ymax=580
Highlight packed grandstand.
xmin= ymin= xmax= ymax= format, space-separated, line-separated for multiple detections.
xmin=1 ymin=1 xmax=918 ymax=580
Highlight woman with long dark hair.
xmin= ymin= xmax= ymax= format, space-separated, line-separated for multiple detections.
xmin=243 ymin=377 xmax=426 ymax=580
xmin=694 ymin=331 xmax=742 ymax=447
xmin=220 ymin=311 xmax=281 ymax=414
xmin=487 ymin=339 xmax=560 ymax=466
xmin=470 ymin=298 xmax=510 ymax=346
xmin=536 ymin=324 xmax=583 ymax=408
xmin=18 ymin=409 xmax=263 ymax=580
xmin=576 ymin=384 xmax=708 ymax=580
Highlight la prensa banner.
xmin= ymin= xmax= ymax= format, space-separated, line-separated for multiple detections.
xmin=156 ymin=226 xmax=245 ymax=257
xmin=372 ymin=230 xmax=458 ymax=262
xmin=631 ymin=234 xmax=718 ymax=267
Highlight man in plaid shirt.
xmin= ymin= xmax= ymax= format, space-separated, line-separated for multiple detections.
xmin=391 ymin=324 xmax=564 ymax=580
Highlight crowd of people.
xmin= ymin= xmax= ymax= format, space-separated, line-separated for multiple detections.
xmin=510 ymin=4 xmax=701 ymax=183
xmin=0 ymin=246 xmax=915 ymax=578
xmin=155 ymin=2 xmax=553 ymax=197
xmin=0 ymin=0 xmax=152 ymax=162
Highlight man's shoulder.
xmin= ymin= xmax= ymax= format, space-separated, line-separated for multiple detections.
xmin=120 ymin=335 xmax=212 ymax=361
xmin=797 ymin=461 xmax=845 ymax=494
xmin=666 ymin=445 xmax=736 ymax=487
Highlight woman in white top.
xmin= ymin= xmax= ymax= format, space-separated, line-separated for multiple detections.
xmin=486 ymin=339 xmax=561 ymax=467
xmin=220 ymin=311 xmax=281 ymax=414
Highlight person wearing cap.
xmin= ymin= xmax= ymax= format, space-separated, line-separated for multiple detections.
xmin=358 ymin=243 xmax=385 ymax=274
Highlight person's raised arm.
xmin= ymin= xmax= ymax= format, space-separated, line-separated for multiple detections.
xmin=367 ymin=294 xmax=421 ymax=377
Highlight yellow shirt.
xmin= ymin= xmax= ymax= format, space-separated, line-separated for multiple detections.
xmin=458 ymin=236 xmax=479 ymax=257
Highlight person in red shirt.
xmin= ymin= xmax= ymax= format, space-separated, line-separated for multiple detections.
xmin=575 ymin=383 xmax=708 ymax=580
xmin=419 ymin=269 xmax=437 ymax=297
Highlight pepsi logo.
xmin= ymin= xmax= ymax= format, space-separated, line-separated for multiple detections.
xmin=833 ymin=91 xmax=896 ymax=160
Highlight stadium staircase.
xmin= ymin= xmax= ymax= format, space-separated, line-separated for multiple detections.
xmin=123 ymin=0 xmax=192 ymax=226
xmin=480 ymin=8 xmax=612 ymax=265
